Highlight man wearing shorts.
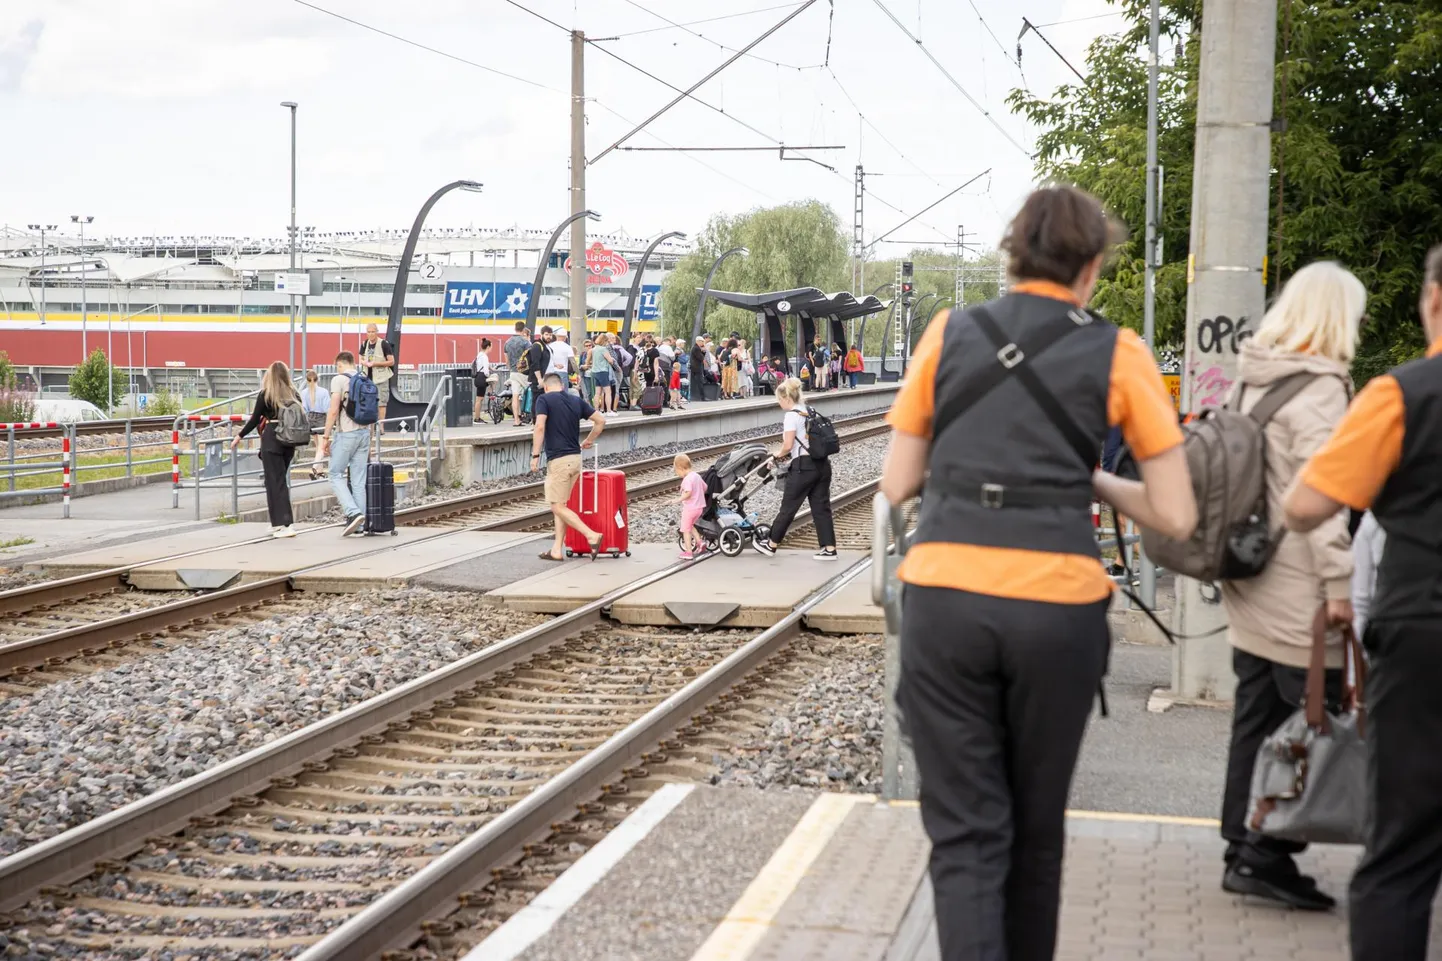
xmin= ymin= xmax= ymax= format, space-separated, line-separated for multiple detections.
xmin=359 ymin=323 xmax=395 ymax=424
xmin=504 ymin=321 xmax=531 ymax=427
xmin=531 ymin=372 xmax=607 ymax=560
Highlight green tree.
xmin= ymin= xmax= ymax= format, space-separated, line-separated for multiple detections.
xmin=0 ymin=351 xmax=16 ymax=390
xmin=68 ymin=349 xmax=127 ymax=412
xmin=660 ymin=200 xmax=850 ymax=343
xmin=1008 ymin=1 xmax=1442 ymax=381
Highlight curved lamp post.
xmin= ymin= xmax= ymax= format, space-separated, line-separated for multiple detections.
xmin=384 ymin=180 xmax=483 ymax=367
xmin=526 ymin=209 xmax=602 ymax=331
xmin=902 ymin=293 xmax=940 ymax=370
xmin=856 ymin=280 xmax=894 ymax=358
xmin=691 ymin=246 xmax=749 ymax=343
xmin=621 ymin=230 xmax=686 ymax=343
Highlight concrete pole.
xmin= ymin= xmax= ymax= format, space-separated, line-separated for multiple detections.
xmin=284 ymin=102 xmax=298 ymax=373
xmin=1172 ymin=0 xmax=1277 ymax=703
xmin=569 ymin=30 xmax=587 ymax=347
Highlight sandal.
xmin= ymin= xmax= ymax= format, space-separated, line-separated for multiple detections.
xmin=586 ymin=534 xmax=603 ymax=559
xmin=538 ymin=552 xmax=565 ymax=562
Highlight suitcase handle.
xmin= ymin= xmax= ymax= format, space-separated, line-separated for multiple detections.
xmin=582 ymin=441 xmax=598 ymax=512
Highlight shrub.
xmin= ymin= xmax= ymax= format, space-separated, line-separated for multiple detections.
xmin=67 ymin=349 xmax=128 ymax=413
xmin=0 ymin=352 xmax=15 ymax=390
xmin=142 ymin=392 xmax=184 ymax=417
xmin=0 ymin=389 xmax=36 ymax=424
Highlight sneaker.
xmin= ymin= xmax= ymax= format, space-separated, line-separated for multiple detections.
xmin=813 ymin=548 xmax=839 ymax=561
xmin=273 ymin=526 xmax=298 ymax=539
xmin=1222 ymin=862 xmax=1335 ymax=911
xmin=678 ymin=551 xmax=694 ymax=560
xmin=343 ymin=514 xmax=366 ymax=536
xmin=752 ymin=539 xmax=776 ymax=557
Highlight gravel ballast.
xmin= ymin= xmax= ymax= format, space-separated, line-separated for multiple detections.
xmin=709 ymin=635 xmax=884 ymax=793
xmin=0 ymin=589 xmax=547 ymax=856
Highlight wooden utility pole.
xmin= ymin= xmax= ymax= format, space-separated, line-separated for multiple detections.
xmin=570 ymin=30 xmax=587 ymax=346
xmin=1170 ymin=0 xmax=1278 ymax=704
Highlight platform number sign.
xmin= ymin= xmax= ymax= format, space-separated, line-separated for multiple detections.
xmin=418 ymin=262 xmax=443 ymax=280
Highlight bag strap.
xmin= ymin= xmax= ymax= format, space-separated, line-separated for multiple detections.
xmin=931 ymin=305 xmax=1098 ymax=465
xmin=1244 ymin=371 xmax=1319 ymax=427
xmin=1306 ymin=605 xmax=1367 ymax=735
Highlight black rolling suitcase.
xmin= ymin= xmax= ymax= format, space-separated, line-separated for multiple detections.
xmin=365 ymin=461 xmax=397 ymax=535
xmin=639 ymin=384 xmax=665 ymax=415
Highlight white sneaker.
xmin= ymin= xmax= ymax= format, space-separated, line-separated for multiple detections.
xmin=813 ymin=548 xmax=839 ymax=561
xmin=273 ymin=526 xmax=298 ymax=539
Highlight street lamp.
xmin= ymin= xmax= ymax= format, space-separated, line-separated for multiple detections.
xmin=26 ymin=224 xmax=57 ymax=325
xmin=281 ymin=101 xmax=298 ymax=371
xmin=691 ymin=246 xmax=749 ymax=343
xmin=71 ymin=215 xmax=94 ymax=357
xmin=621 ymin=230 xmax=686 ymax=344
xmin=383 ymin=180 xmax=484 ymax=387
xmin=856 ymin=280 xmax=893 ymax=354
xmin=525 ymin=209 xmax=601 ymax=331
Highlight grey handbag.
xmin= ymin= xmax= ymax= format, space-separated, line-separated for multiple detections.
xmin=1247 ymin=606 xmax=1369 ymax=845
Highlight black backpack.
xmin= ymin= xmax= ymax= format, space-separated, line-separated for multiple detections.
xmin=800 ymin=408 xmax=840 ymax=459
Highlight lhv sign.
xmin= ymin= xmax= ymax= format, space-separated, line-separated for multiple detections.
xmin=442 ymin=282 xmax=534 ymax=319
xmin=564 ymin=242 xmax=630 ymax=285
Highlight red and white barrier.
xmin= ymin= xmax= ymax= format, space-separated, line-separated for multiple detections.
xmin=61 ymin=434 xmax=71 ymax=518
xmin=172 ymin=414 xmax=247 ymax=508
xmin=0 ymin=422 xmax=64 ymax=431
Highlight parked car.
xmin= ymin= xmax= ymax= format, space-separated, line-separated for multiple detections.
xmin=32 ymin=399 xmax=109 ymax=423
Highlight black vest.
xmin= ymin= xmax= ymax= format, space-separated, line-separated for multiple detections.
xmin=1369 ymin=353 xmax=1442 ymax=620
xmin=914 ymin=294 xmax=1117 ymax=558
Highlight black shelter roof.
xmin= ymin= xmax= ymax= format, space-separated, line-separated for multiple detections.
xmin=701 ymin=288 xmax=888 ymax=320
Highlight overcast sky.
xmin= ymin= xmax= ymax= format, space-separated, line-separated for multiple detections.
xmin=0 ymin=0 xmax=1124 ymax=253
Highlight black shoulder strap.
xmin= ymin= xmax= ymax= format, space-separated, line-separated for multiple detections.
xmin=931 ymin=304 xmax=1102 ymax=469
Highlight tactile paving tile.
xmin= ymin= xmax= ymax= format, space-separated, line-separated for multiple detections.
xmin=750 ymin=801 xmax=930 ymax=961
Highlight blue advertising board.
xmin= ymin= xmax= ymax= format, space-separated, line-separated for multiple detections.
xmin=637 ymin=284 xmax=662 ymax=321
xmin=442 ymin=281 xmax=534 ymax=319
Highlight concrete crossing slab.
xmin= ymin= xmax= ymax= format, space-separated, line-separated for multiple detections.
xmin=23 ymin=522 xmax=288 ymax=578
xmin=609 ymin=549 xmax=867 ymax=628
xmin=293 ymin=531 xmax=541 ymax=592
xmin=804 ymin=576 xmax=884 ymax=634
xmin=487 ymin=543 xmax=681 ymax=613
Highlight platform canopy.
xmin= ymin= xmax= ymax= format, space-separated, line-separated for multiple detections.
xmin=702 ymin=288 xmax=888 ymax=365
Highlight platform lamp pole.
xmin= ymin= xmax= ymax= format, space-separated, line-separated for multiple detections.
xmin=524 ymin=209 xmax=601 ymax=332
xmin=856 ymin=281 xmax=893 ymax=361
xmin=384 ymin=181 xmax=486 ymax=386
xmin=902 ymin=293 xmax=939 ymax=372
xmin=621 ymin=230 xmax=686 ymax=344
xmin=71 ymin=215 xmax=93 ymax=359
xmin=691 ymin=246 xmax=749 ymax=344
xmin=27 ymin=224 xmax=57 ymax=326
xmin=281 ymin=101 xmax=298 ymax=372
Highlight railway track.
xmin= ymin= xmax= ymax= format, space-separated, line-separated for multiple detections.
xmin=0 ymin=414 xmax=890 ymax=689
xmin=0 ymin=556 xmax=874 ymax=961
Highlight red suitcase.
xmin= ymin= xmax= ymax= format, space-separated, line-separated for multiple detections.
xmin=564 ymin=450 xmax=629 ymax=557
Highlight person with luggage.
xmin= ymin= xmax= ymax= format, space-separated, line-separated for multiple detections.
xmin=233 ymin=360 xmax=309 ymax=538
xmin=1284 ymin=243 xmax=1442 ymax=961
xmin=472 ymin=338 xmax=493 ymax=423
xmin=1208 ymin=261 xmax=1365 ymax=911
xmin=320 ymin=350 xmax=371 ymax=537
xmin=532 ymin=371 xmax=607 ymax=561
xmin=751 ymin=377 xmax=839 ymax=561
xmin=675 ymin=452 xmax=706 ymax=559
xmin=844 ymin=343 xmax=865 ymax=388
xmin=504 ymin=321 xmax=531 ymax=427
xmin=359 ymin=323 xmax=395 ymax=426
xmin=877 ymin=186 xmax=1197 ymax=961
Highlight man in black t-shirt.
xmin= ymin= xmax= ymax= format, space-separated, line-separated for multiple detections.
xmin=642 ymin=337 xmax=663 ymax=388
xmin=531 ymin=372 xmax=607 ymax=560
xmin=526 ymin=326 xmax=554 ymax=392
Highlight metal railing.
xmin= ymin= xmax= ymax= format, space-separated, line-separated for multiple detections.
xmin=169 ymin=376 xmax=452 ymax=520
xmin=0 ymin=422 xmax=75 ymax=518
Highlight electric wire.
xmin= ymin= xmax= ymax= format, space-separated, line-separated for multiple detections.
xmin=292 ymin=0 xmax=562 ymax=92
xmin=868 ymin=0 xmax=1032 ymax=157
xmin=618 ymin=0 xmax=824 ymax=71
xmin=604 ymin=3 xmax=805 ymax=39
xmin=826 ymin=67 xmax=944 ymax=188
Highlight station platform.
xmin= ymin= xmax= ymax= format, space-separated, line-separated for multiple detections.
xmin=436 ymin=383 xmax=897 ymax=484
xmin=463 ymin=783 xmax=1368 ymax=961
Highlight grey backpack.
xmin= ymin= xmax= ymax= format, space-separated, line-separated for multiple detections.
xmin=1140 ymin=372 xmax=1322 ymax=582
xmin=274 ymin=400 xmax=313 ymax=447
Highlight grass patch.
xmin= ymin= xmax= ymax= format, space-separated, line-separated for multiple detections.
xmin=0 ymin=536 xmax=35 ymax=550
xmin=2 ymin=446 xmax=193 ymax=492
xmin=214 ymin=513 xmax=240 ymax=524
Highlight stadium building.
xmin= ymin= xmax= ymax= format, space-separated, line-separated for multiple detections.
xmin=0 ymin=226 xmax=691 ymax=395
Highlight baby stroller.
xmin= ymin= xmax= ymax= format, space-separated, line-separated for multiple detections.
xmin=681 ymin=443 xmax=779 ymax=557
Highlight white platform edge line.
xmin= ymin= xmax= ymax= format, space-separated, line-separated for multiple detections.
xmin=458 ymin=782 xmax=697 ymax=961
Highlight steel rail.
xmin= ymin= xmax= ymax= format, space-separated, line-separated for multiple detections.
xmin=296 ymin=557 xmax=872 ymax=961
xmin=0 ymin=554 xmax=711 ymax=912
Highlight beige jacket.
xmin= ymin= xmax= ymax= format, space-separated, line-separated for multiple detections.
xmin=1220 ymin=341 xmax=1354 ymax=669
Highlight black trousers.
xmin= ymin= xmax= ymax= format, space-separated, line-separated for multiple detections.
xmin=1350 ymin=617 xmax=1442 ymax=961
xmin=767 ymin=456 xmax=834 ymax=547
xmin=1220 ymin=648 xmax=1342 ymax=867
xmin=897 ymin=585 xmax=1109 ymax=961
xmin=259 ymin=443 xmax=295 ymax=528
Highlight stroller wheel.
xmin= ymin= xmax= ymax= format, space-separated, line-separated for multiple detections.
xmin=719 ymin=528 xmax=744 ymax=557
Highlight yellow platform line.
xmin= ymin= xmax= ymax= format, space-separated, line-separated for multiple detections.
xmin=687 ymin=793 xmax=872 ymax=961
xmin=1066 ymin=809 xmax=1221 ymax=827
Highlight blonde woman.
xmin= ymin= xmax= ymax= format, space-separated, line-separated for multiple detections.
xmin=233 ymin=361 xmax=303 ymax=538
xmin=1217 ymin=260 xmax=1364 ymax=911
xmin=753 ymin=377 xmax=837 ymax=560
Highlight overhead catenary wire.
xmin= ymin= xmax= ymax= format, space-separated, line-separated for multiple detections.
xmin=604 ymin=3 xmax=806 ymax=39
xmin=618 ymin=0 xmax=823 ymax=71
xmin=866 ymin=169 xmax=992 ymax=249
xmin=291 ymin=0 xmax=562 ymax=93
xmin=868 ymin=0 xmax=1032 ymax=158
xmin=826 ymin=67 xmax=944 ymax=188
